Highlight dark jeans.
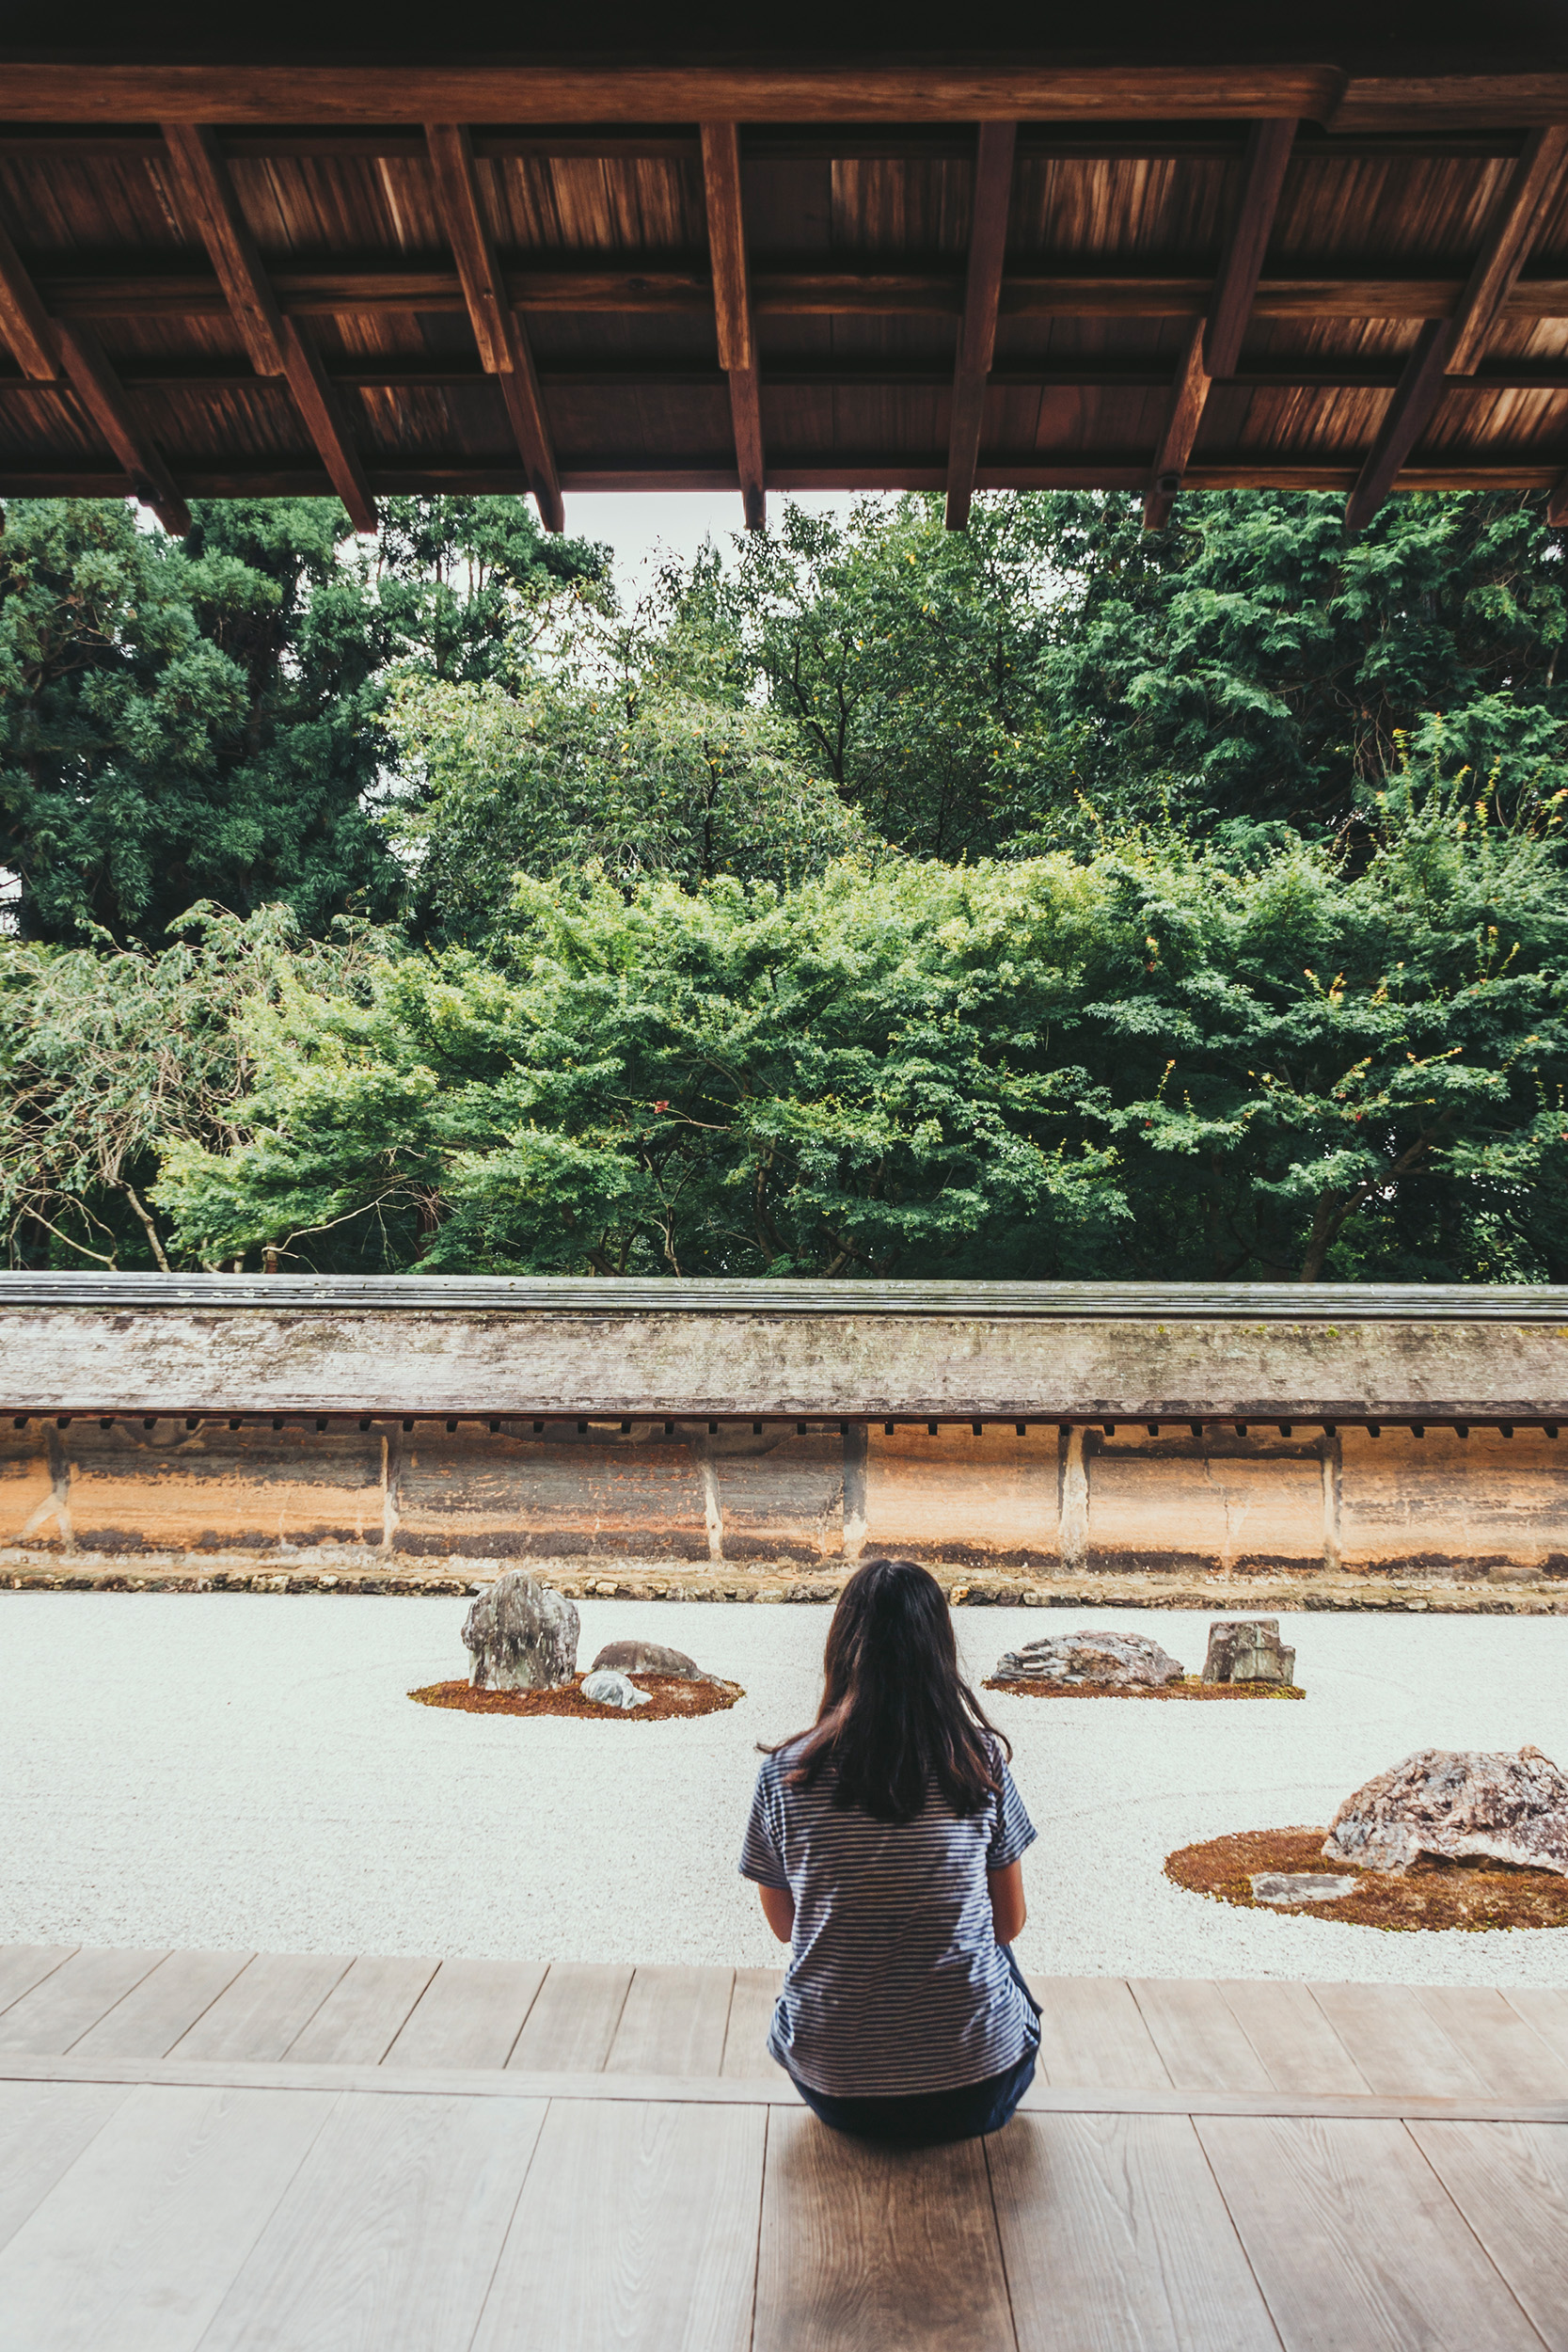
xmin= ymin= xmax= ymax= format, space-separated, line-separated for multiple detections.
xmin=786 ymin=1947 xmax=1040 ymax=2150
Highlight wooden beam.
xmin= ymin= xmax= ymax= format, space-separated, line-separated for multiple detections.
xmin=159 ymin=122 xmax=376 ymax=533
xmin=0 ymin=218 xmax=188 ymax=532
xmin=423 ymin=121 xmax=562 ymax=533
xmin=0 ymin=62 xmax=1346 ymax=127
xmin=1346 ymin=126 xmax=1568 ymax=533
xmin=1143 ymin=118 xmax=1296 ymax=528
xmin=53 ymin=321 xmax=190 ymax=534
xmin=945 ymin=121 xmax=1016 ymax=532
xmin=700 ymin=123 xmax=764 ymax=531
xmin=2 ymin=458 xmax=1564 ymax=503
xmin=0 ymin=218 xmax=60 ymax=380
xmin=8 ymin=359 xmax=1568 ymax=400
xmin=27 ymin=262 xmax=1568 ymax=327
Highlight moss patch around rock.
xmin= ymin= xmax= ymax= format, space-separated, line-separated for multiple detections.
xmin=409 ymin=1672 xmax=743 ymax=1722
xmin=1165 ymin=1825 xmax=1568 ymax=1931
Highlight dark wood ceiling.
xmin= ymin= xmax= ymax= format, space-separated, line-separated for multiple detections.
xmin=2 ymin=23 xmax=1567 ymax=535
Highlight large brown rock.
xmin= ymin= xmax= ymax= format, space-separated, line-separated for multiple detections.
xmin=463 ymin=1571 xmax=578 ymax=1692
xmin=1323 ymin=1745 xmax=1568 ymax=1877
xmin=994 ymin=1629 xmax=1185 ymax=1687
xmin=1203 ymin=1619 xmax=1296 ymax=1687
xmin=591 ymin=1638 xmax=716 ymax=1684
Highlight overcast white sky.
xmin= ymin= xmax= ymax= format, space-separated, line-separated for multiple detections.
xmin=562 ymin=488 xmax=872 ymax=597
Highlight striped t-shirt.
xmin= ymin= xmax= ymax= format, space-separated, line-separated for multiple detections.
xmin=738 ymin=1738 xmax=1038 ymax=2097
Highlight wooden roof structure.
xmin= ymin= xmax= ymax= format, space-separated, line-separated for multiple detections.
xmin=3 ymin=9 xmax=1568 ymax=536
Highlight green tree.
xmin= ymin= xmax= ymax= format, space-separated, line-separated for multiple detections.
xmin=0 ymin=903 xmax=376 ymax=1269
xmin=385 ymin=670 xmax=876 ymax=940
xmin=0 ymin=498 xmax=403 ymax=942
xmin=151 ymin=799 xmax=1568 ymax=1285
xmin=710 ymin=497 xmax=1080 ymax=861
xmin=1034 ymin=486 xmax=1568 ymax=834
xmin=372 ymin=495 xmax=609 ymax=685
xmin=152 ymin=859 xmax=1127 ymax=1279
xmin=1072 ymin=773 xmax=1568 ymax=1280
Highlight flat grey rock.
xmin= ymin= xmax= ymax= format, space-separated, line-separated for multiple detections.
xmin=1250 ymin=1872 xmax=1359 ymax=1904
xmin=581 ymin=1667 xmax=651 ymax=1710
xmin=995 ymin=1629 xmax=1185 ymax=1687
xmin=463 ymin=1572 xmax=578 ymax=1692
xmin=1323 ymin=1744 xmax=1568 ymax=1877
xmin=591 ymin=1638 xmax=716 ymax=1683
xmin=1204 ymin=1618 xmax=1296 ymax=1686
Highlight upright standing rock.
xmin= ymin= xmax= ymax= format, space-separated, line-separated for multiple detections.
xmin=1203 ymin=1619 xmax=1296 ymax=1687
xmin=463 ymin=1572 xmax=578 ymax=1692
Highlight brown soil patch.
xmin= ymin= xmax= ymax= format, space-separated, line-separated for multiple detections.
xmin=1166 ymin=1825 xmax=1568 ymax=1931
xmin=984 ymin=1677 xmax=1304 ymax=1701
xmin=408 ymin=1672 xmax=743 ymax=1722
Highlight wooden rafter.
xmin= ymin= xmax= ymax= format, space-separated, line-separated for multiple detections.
xmin=0 ymin=221 xmax=188 ymax=532
xmin=1346 ymin=125 xmax=1568 ymax=534
xmin=945 ymin=121 xmax=1016 ymax=532
xmin=701 ymin=122 xmax=764 ymax=530
xmin=21 ymin=262 xmax=1568 ymax=326
xmin=423 ymin=121 xmax=562 ymax=533
xmin=160 ymin=123 xmax=375 ymax=533
xmin=1143 ymin=119 xmax=1296 ymax=530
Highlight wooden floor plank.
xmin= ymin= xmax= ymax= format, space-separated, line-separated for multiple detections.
xmin=69 ymin=1950 xmax=254 ymax=2061
xmin=990 ymin=2110 xmax=1281 ymax=2351
xmin=169 ymin=1951 xmax=352 ymax=2063
xmin=1130 ymin=1979 xmax=1275 ymax=2093
xmin=1307 ymin=1981 xmax=1487 ymax=2098
xmin=1215 ymin=1979 xmax=1370 ymax=2095
xmin=382 ymin=1959 xmax=546 ymax=2072
xmin=0 ymin=2082 xmax=335 ymax=2352
xmin=0 ymin=1949 xmax=77 ymax=2018
xmin=721 ymin=1967 xmax=784 ymax=2080
xmin=283 ymin=1956 xmax=439 ymax=2066
xmin=198 ymin=2090 xmax=548 ymax=2352
xmin=1415 ymin=1986 xmax=1568 ymax=2100
xmin=0 ymin=2081 xmax=132 ymax=2256
xmin=606 ymin=1966 xmax=734 ymax=2077
xmin=1412 ymin=2120 xmax=1568 ymax=2352
xmin=755 ymin=2106 xmax=1015 ymax=2352
xmin=507 ymin=1963 xmax=633 ymax=2074
xmin=472 ymin=2098 xmax=764 ymax=2352
xmin=1028 ymin=1975 xmax=1172 ymax=2090
xmin=1197 ymin=2113 xmax=1544 ymax=2351
xmin=1502 ymin=1988 xmax=1568 ymax=2074
xmin=0 ymin=1947 xmax=166 ymax=2056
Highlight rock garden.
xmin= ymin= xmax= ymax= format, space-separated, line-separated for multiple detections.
xmin=409 ymin=1569 xmax=744 ymax=1722
xmin=1166 ymin=1741 xmax=1568 ymax=1931
xmin=986 ymin=1616 xmax=1304 ymax=1697
xmin=5 ymin=1593 xmax=1568 ymax=1978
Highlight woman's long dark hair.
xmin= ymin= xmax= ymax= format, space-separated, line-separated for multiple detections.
xmin=765 ymin=1558 xmax=1010 ymax=1823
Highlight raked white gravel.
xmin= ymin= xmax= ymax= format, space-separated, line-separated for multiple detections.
xmin=3 ymin=1595 xmax=1566 ymax=1986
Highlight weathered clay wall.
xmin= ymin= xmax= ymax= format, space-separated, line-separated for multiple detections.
xmin=5 ymin=1413 xmax=1564 ymax=1579
xmin=6 ymin=1300 xmax=1568 ymax=1420
xmin=5 ymin=1279 xmax=1566 ymax=1581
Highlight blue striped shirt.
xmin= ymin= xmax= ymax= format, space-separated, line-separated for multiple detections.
xmin=738 ymin=1739 xmax=1038 ymax=2096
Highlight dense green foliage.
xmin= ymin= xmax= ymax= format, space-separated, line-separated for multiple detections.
xmin=0 ymin=495 xmax=604 ymax=944
xmin=8 ymin=482 xmax=1568 ymax=1283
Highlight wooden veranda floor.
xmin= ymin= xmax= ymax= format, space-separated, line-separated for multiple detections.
xmin=1 ymin=1946 xmax=1566 ymax=2349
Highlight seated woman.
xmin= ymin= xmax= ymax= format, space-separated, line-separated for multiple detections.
xmin=739 ymin=1555 xmax=1039 ymax=2147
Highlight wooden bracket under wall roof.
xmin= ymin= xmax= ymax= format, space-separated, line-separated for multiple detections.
xmin=1143 ymin=119 xmax=1296 ymax=531
xmin=945 ymin=120 xmax=1016 ymax=532
xmin=1347 ymin=124 xmax=1568 ymax=536
xmin=701 ymin=122 xmax=764 ymax=531
xmin=160 ymin=122 xmax=376 ymax=534
xmin=423 ymin=121 xmax=563 ymax=533
xmin=0 ymin=216 xmax=189 ymax=534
